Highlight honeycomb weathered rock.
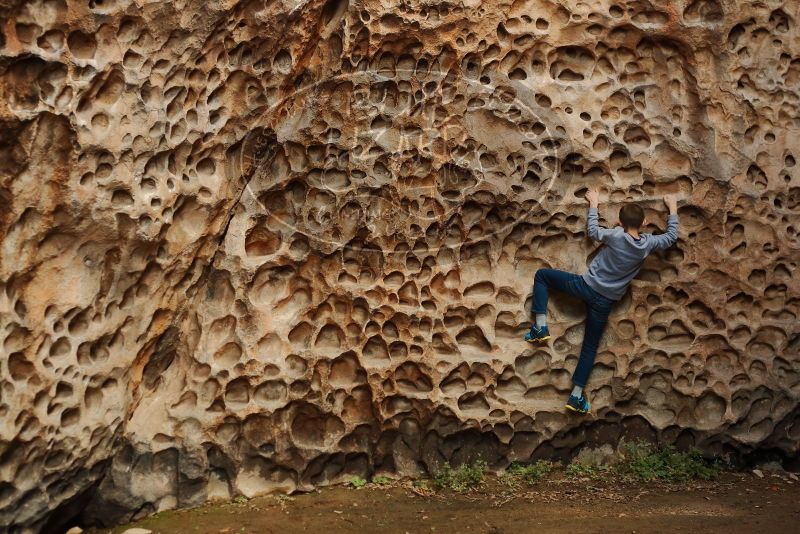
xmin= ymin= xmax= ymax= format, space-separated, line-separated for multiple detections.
xmin=1 ymin=0 xmax=798 ymax=531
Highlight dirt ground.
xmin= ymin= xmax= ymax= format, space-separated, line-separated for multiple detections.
xmin=91 ymin=471 xmax=800 ymax=534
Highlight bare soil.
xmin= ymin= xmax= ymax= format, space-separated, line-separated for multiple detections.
xmin=91 ymin=471 xmax=800 ymax=534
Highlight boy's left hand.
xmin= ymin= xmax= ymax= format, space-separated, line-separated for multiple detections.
xmin=664 ymin=194 xmax=678 ymax=214
xmin=585 ymin=187 xmax=600 ymax=207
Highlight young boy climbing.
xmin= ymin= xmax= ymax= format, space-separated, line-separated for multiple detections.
xmin=524 ymin=187 xmax=679 ymax=414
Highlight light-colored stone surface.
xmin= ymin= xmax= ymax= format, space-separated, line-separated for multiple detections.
xmin=1 ymin=0 xmax=798 ymax=531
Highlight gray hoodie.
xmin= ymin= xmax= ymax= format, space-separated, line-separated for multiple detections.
xmin=582 ymin=207 xmax=679 ymax=300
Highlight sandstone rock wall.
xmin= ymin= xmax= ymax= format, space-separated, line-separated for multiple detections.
xmin=1 ymin=0 xmax=798 ymax=531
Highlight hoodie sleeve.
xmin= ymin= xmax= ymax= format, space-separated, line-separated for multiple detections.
xmin=587 ymin=207 xmax=616 ymax=244
xmin=648 ymin=214 xmax=679 ymax=251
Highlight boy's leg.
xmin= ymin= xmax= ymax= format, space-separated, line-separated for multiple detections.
xmin=571 ymin=299 xmax=613 ymax=389
xmin=531 ymin=268 xmax=584 ymax=318
xmin=527 ymin=269 xmax=585 ymax=343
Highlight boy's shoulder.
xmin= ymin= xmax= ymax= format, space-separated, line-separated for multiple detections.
xmin=606 ymin=226 xmax=625 ymax=236
xmin=601 ymin=226 xmax=627 ymax=245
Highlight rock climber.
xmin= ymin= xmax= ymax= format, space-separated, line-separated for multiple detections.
xmin=524 ymin=187 xmax=679 ymax=414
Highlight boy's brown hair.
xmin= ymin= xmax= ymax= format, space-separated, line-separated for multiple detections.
xmin=619 ymin=203 xmax=645 ymax=229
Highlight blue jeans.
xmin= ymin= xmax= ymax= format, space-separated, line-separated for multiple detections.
xmin=532 ymin=268 xmax=616 ymax=387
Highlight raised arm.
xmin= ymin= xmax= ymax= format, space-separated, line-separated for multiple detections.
xmin=585 ymin=187 xmax=615 ymax=243
xmin=649 ymin=194 xmax=679 ymax=250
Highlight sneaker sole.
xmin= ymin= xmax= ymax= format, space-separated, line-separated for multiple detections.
xmin=525 ymin=335 xmax=551 ymax=343
xmin=564 ymin=403 xmax=590 ymax=414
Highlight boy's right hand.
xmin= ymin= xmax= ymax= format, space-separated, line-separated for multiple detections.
xmin=585 ymin=187 xmax=600 ymax=207
xmin=664 ymin=194 xmax=678 ymax=214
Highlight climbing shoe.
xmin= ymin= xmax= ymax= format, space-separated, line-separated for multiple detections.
xmin=524 ymin=324 xmax=551 ymax=343
xmin=565 ymin=394 xmax=591 ymax=414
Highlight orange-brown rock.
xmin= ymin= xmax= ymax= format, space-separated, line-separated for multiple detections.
xmin=1 ymin=0 xmax=798 ymax=531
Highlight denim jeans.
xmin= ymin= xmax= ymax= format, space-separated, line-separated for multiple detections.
xmin=532 ymin=268 xmax=616 ymax=387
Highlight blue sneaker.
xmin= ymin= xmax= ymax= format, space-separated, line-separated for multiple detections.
xmin=524 ymin=324 xmax=551 ymax=343
xmin=565 ymin=394 xmax=590 ymax=414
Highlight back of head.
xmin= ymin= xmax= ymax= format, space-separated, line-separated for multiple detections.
xmin=619 ymin=203 xmax=645 ymax=230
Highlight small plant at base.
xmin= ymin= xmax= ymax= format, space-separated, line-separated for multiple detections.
xmin=504 ymin=460 xmax=554 ymax=485
xmin=233 ymin=495 xmax=249 ymax=504
xmin=349 ymin=476 xmax=367 ymax=489
xmin=372 ymin=475 xmax=391 ymax=486
xmin=433 ymin=460 xmax=487 ymax=492
xmin=616 ymin=440 xmax=720 ymax=482
xmin=565 ymin=441 xmax=721 ymax=482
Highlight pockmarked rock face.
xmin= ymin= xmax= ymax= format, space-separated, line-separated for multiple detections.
xmin=1 ymin=0 xmax=798 ymax=530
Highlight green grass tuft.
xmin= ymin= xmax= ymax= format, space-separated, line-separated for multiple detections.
xmin=433 ymin=460 xmax=487 ymax=492
xmin=615 ymin=441 xmax=720 ymax=482
xmin=501 ymin=460 xmax=554 ymax=486
xmin=566 ymin=440 xmax=720 ymax=482
xmin=348 ymin=476 xmax=367 ymax=489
